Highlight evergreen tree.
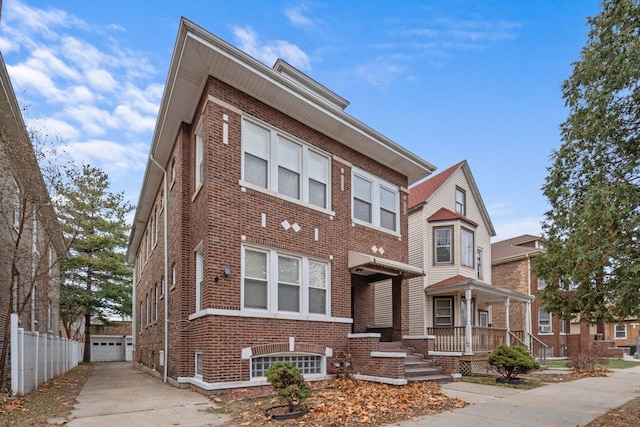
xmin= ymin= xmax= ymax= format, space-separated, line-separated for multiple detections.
xmin=534 ymin=0 xmax=640 ymax=325
xmin=57 ymin=163 xmax=133 ymax=362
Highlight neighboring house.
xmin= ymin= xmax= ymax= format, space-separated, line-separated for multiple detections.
xmin=0 ymin=51 xmax=65 ymax=386
xmin=126 ymin=18 xmax=437 ymax=391
xmin=401 ymin=160 xmax=533 ymax=374
xmin=605 ymin=320 xmax=640 ymax=356
xmin=491 ymin=234 xmax=626 ymax=358
xmin=89 ymin=318 xmax=133 ymax=362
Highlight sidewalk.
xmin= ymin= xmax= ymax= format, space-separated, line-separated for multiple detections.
xmin=391 ymin=365 xmax=640 ymax=427
xmin=62 ymin=362 xmax=231 ymax=427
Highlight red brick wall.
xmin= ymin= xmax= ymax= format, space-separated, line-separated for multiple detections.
xmin=134 ymin=76 xmax=412 ymax=386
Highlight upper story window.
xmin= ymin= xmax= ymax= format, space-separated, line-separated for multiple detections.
xmin=194 ymin=119 xmax=204 ymax=189
xmin=537 ymin=277 xmax=547 ymax=290
xmin=434 ymin=226 xmax=453 ymax=264
xmin=461 ymin=227 xmax=474 ymax=268
xmin=242 ymin=119 xmax=330 ymax=210
xmin=455 ymin=187 xmax=466 ymax=215
xmin=243 ymin=246 xmax=329 ymax=316
xmin=352 ymin=168 xmax=399 ymax=233
xmin=476 ymin=247 xmax=483 ymax=280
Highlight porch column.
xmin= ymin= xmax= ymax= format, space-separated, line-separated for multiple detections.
xmin=505 ymin=297 xmax=511 ymax=346
xmin=465 ymin=289 xmax=472 ymax=354
xmin=391 ymin=275 xmax=407 ymax=341
xmin=524 ymin=301 xmax=531 ymax=350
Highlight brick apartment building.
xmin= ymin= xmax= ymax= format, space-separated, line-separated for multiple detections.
xmin=491 ymin=234 xmax=627 ymax=358
xmin=126 ymin=18 xmax=436 ymax=391
xmin=0 ymin=52 xmax=65 ymax=385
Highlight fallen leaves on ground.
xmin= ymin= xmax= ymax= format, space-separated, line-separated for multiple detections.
xmin=215 ymin=377 xmax=466 ymax=426
xmin=0 ymin=363 xmax=93 ymax=426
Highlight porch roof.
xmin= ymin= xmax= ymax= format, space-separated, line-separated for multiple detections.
xmin=348 ymin=251 xmax=425 ymax=279
xmin=426 ymin=275 xmax=533 ymax=304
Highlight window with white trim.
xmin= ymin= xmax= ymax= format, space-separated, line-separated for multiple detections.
xmin=242 ymin=119 xmax=330 ymax=209
xmin=195 ymin=243 xmax=204 ymax=312
xmin=455 ymin=187 xmax=465 ymax=215
xmin=195 ymin=119 xmax=204 ymax=189
xmin=195 ymin=352 xmax=203 ymax=379
xmin=434 ymin=227 xmax=452 ymax=264
xmin=461 ymin=227 xmax=474 ymax=268
xmin=476 ymin=247 xmax=483 ymax=280
xmin=615 ymin=324 xmax=626 ymax=339
xmin=434 ymin=297 xmax=453 ymax=326
xmin=243 ymin=246 xmax=329 ymax=315
xmin=251 ymin=354 xmax=322 ymax=378
xmin=537 ymin=277 xmax=547 ymax=290
xmin=538 ymin=308 xmax=552 ymax=333
xmin=352 ymin=168 xmax=399 ymax=232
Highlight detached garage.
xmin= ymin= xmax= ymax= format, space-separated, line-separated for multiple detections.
xmin=91 ymin=335 xmax=132 ymax=362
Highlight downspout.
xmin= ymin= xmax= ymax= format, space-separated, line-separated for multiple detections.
xmin=149 ymin=154 xmax=169 ymax=383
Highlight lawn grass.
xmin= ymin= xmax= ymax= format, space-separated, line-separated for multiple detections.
xmin=543 ymin=358 xmax=639 ymax=369
xmin=461 ymin=375 xmax=543 ymax=390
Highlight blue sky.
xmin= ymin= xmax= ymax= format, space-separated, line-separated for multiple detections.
xmin=0 ymin=0 xmax=601 ymax=241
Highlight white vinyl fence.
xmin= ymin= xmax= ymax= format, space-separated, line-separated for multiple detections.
xmin=10 ymin=313 xmax=84 ymax=395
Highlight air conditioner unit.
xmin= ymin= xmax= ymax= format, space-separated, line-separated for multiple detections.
xmin=539 ymin=325 xmax=552 ymax=333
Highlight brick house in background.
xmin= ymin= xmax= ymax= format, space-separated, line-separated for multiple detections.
xmin=126 ymin=18 xmax=437 ymax=391
xmin=400 ymin=161 xmax=532 ymax=374
xmin=0 ymin=51 xmax=65 ymax=385
xmin=491 ymin=234 xmax=627 ymax=358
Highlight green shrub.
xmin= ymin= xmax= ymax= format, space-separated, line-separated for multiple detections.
xmin=488 ymin=345 xmax=541 ymax=381
xmin=265 ymin=362 xmax=311 ymax=412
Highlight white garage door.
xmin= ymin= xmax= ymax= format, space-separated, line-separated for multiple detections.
xmin=91 ymin=336 xmax=124 ymax=362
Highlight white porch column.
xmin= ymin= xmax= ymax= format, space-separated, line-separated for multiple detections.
xmin=505 ymin=297 xmax=511 ymax=346
xmin=465 ymin=289 xmax=473 ymax=354
xmin=524 ymin=301 xmax=531 ymax=350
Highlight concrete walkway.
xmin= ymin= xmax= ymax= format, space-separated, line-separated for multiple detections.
xmin=60 ymin=362 xmax=640 ymax=427
xmin=392 ymin=365 xmax=640 ymax=427
xmin=61 ymin=362 xmax=231 ymax=427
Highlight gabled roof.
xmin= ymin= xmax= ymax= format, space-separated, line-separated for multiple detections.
xmin=408 ymin=161 xmax=463 ymax=208
xmin=127 ymin=18 xmax=436 ymax=262
xmin=408 ymin=160 xmax=495 ymax=236
xmin=491 ymin=234 xmax=545 ymax=264
xmin=428 ymin=207 xmax=478 ymax=227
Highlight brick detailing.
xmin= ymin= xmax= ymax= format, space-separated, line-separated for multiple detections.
xmin=431 ymin=355 xmax=460 ymax=375
xmin=250 ymin=342 xmax=326 ymax=357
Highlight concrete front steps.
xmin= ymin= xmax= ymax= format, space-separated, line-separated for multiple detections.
xmin=378 ymin=341 xmax=452 ymax=383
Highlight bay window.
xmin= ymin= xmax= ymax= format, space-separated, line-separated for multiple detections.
xmin=434 ymin=227 xmax=452 ymax=264
xmin=461 ymin=228 xmax=474 ymax=268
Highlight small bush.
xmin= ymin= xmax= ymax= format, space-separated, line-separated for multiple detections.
xmin=488 ymin=345 xmax=541 ymax=381
xmin=265 ymin=362 xmax=311 ymax=412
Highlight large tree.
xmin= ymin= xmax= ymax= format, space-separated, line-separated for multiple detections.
xmin=57 ymin=163 xmax=133 ymax=362
xmin=534 ymin=0 xmax=640 ymax=325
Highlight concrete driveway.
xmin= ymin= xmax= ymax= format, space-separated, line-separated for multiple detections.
xmin=63 ymin=362 xmax=231 ymax=427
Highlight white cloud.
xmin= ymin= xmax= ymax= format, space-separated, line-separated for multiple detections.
xmin=355 ymin=59 xmax=404 ymax=88
xmin=284 ymin=6 xmax=315 ymax=28
xmin=233 ymin=26 xmax=311 ymax=70
xmin=492 ymin=217 xmax=543 ymax=242
xmin=26 ymin=117 xmax=80 ymax=141
xmin=63 ymin=139 xmax=148 ymax=173
xmin=85 ymin=69 xmax=118 ymax=93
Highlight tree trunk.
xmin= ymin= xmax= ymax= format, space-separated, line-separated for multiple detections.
xmin=83 ymin=312 xmax=91 ymax=363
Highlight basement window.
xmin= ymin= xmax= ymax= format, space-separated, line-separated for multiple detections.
xmin=251 ymin=354 xmax=322 ymax=378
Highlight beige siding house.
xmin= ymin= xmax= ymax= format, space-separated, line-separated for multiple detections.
xmin=400 ymin=161 xmax=534 ymax=373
